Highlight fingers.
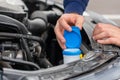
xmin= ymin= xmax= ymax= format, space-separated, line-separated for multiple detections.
xmin=75 ymin=15 xmax=84 ymax=30
xmin=54 ymin=22 xmax=66 ymax=49
xmin=96 ymin=35 xmax=120 ymax=47
xmin=92 ymin=23 xmax=109 ymax=41
xmin=93 ymin=23 xmax=104 ymax=36
xmin=54 ymin=13 xmax=84 ymax=49
xmin=58 ymin=18 xmax=72 ymax=32
xmin=97 ymin=38 xmax=116 ymax=45
xmin=93 ymin=23 xmax=120 ymax=46
xmin=93 ymin=32 xmax=109 ymax=40
xmin=57 ymin=38 xmax=66 ymax=49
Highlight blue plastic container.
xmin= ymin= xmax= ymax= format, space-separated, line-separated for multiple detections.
xmin=64 ymin=26 xmax=82 ymax=48
xmin=63 ymin=26 xmax=82 ymax=63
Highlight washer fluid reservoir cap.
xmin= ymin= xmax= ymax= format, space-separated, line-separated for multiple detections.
xmin=64 ymin=26 xmax=82 ymax=48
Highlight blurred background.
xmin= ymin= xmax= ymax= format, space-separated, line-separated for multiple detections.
xmin=87 ymin=0 xmax=120 ymax=25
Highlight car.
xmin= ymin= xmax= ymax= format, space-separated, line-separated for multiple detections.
xmin=0 ymin=0 xmax=120 ymax=80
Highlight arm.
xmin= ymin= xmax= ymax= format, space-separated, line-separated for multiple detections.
xmin=64 ymin=0 xmax=89 ymax=15
xmin=54 ymin=0 xmax=89 ymax=49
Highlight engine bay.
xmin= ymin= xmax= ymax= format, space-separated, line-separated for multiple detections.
xmin=0 ymin=0 xmax=119 ymax=80
xmin=0 ymin=0 xmax=66 ymax=70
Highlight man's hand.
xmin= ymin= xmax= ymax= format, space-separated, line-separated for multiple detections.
xmin=93 ymin=23 xmax=120 ymax=46
xmin=54 ymin=13 xmax=84 ymax=49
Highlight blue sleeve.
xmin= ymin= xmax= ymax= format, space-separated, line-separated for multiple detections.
xmin=64 ymin=0 xmax=89 ymax=15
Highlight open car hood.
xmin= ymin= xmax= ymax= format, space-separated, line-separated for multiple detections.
xmin=2 ymin=11 xmax=120 ymax=80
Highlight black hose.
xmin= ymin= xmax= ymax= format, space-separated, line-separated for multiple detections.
xmin=0 ymin=32 xmax=43 ymax=42
xmin=31 ymin=11 xmax=61 ymax=25
xmin=0 ymin=32 xmax=46 ymax=55
xmin=27 ymin=10 xmax=62 ymax=35
xmin=27 ymin=18 xmax=47 ymax=35
xmin=37 ymin=58 xmax=53 ymax=68
xmin=0 ymin=14 xmax=29 ymax=34
xmin=2 ymin=56 xmax=40 ymax=70
xmin=21 ymin=38 xmax=33 ymax=62
xmin=26 ymin=11 xmax=48 ymax=35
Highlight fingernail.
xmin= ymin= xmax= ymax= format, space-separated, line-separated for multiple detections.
xmin=68 ymin=27 xmax=72 ymax=32
xmin=63 ymin=45 xmax=66 ymax=49
xmin=61 ymin=39 xmax=65 ymax=43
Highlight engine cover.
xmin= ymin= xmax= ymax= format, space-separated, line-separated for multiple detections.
xmin=0 ymin=0 xmax=28 ymax=21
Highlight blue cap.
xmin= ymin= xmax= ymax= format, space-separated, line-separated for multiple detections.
xmin=64 ymin=26 xmax=82 ymax=48
xmin=63 ymin=49 xmax=81 ymax=56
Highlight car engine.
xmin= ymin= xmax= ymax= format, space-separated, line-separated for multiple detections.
xmin=0 ymin=0 xmax=64 ymax=70
xmin=0 ymin=0 xmax=120 ymax=80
